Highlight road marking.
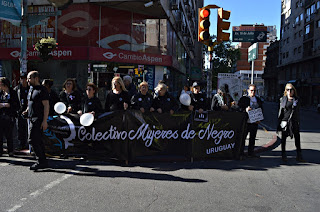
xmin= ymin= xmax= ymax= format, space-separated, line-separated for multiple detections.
xmin=7 ymin=166 xmax=84 ymax=212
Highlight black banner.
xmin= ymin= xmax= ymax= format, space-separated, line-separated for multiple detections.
xmin=43 ymin=110 xmax=247 ymax=161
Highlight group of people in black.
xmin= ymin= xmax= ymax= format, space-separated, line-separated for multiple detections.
xmin=0 ymin=71 xmax=304 ymax=171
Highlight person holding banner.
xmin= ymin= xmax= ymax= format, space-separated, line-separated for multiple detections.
xmin=188 ymin=81 xmax=208 ymax=113
xmin=78 ymin=82 xmax=103 ymax=117
xmin=277 ymin=83 xmax=304 ymax=162
xmin=238 ymin=84 xmax=263 ymax=158
xmin=131 ymin=81 xmax=153 ymax=113
xmin=105 ymin=76 xmax=130 ymax=112
xmin=59 ymin=78 xmax=82 ymax=114
xmin=151 ymin=83 xmax=179 ymax=115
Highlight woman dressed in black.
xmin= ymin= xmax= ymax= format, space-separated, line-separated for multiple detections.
xmin=42 ymin=79 xmax=59 ymax=116
xmin=0 ymin=77 xmax=20 ymax=157
xmin=105 ymin=76 xmax=130 ymax=112
xmin=59 ymin=78 xmax=82 ymax=114
xmin=277 ymin=83 xmax=304 ymax=162
xmin=188 ymin=81 xmax=208 ymax=113
xmin=78 ymin=82 xmax=102 ymax=117
xmin=131 ymin=81 xmax=153 ymax=113
xmin=151 ymin=83 xmax=179 ymax=115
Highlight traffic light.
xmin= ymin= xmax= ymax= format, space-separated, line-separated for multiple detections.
xmin=198 ymin=8 xmax=211 ymax=43
xmin=217 ymin=8 xmax=231 ymax=42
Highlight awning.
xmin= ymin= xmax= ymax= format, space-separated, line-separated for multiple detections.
xmin=0 ymin=0 xmax=21 ymax=25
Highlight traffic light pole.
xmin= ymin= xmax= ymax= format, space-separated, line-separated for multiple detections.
xmin=207 ymin=51 xmax=213 ymax=99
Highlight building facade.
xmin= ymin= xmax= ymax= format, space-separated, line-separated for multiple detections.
xmin=279 ymin=0 xmax=320 ymax=105
xmin=0 ymin=0 xmax=204 ymax=99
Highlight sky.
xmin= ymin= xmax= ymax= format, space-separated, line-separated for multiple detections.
xmin=204 ymin=0 xmax=281 ymax=40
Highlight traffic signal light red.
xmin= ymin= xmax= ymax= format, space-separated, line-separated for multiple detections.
xmin=217 ymin=8 xmax=231 ymax=42
xmin=198 ymin=8 xmax=211 ymax=43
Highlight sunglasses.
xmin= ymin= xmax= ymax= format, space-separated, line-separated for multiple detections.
xmin=286 ymin=88 xmax=294 ymax=91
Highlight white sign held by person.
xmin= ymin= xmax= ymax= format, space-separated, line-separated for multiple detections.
xmin=248 ymin=108 xmax=264 ymax=123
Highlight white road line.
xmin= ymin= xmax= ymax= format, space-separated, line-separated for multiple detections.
xmin=6 ymin=167 xmax=84 ymax=212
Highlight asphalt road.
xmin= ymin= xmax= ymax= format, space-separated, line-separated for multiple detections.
xmin=1 ymin=102 xmax=319 ymax=212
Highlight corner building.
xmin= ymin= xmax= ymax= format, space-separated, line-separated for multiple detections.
xmin=0 ymin=0 xmax=204 ymax=99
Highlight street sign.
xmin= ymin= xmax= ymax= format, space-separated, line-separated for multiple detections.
xmin=232 ymin=26 xmax=267 ymax=42
xmin=248 ymin=43 xmax=258 ymax=62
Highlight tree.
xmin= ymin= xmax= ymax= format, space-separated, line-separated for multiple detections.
xmin=210 ymin=41 xmax=240 ymax=89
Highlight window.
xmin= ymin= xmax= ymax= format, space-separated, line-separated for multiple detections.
xmin=286 ymin=52 xmax=289 ymax=58
xmin=294 ymin=32 xmax=297 ymax=39
xmin=298 ymin=46 xmax=302 ymax=53
xmin=299 ymin=30 xmax=303 ymax=37
xmin=296 ymin=16 xmax=299 ymax=23
xmin=305 ymin=24 xmax=310 ymax=34
xmin=311 ymin=4 xmax=316 ymax=14
xmin=318 ymin=19 xmax=320 ymax=28
xmin=294 ymin=48 xmax=297 ymax=55
xmin=317 ymin=1 xmax=320 ymax=9
xmin=300 ymin=13 xmax=303 ymax=21
xmin=283 ymin=53 xmax=286 ymax=59
xmin=287 ymin=37 xmax=290 ymax=44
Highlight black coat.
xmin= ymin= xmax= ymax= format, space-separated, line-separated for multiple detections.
xmin=131 ymin=92 xmax=153 ymax=111
xmin=238 ymin=95 xmax=263 ymax=112
xmin=277 ymin=96 xmax=300 ymax=136
xmin=0 ymin=88 xmax=20 ymax=118
xmin=190 ymin=93 xmax=208 ymax=111
xmin=152 ymin=92 xmax=179 ymax=113
xmin=105 ymin=90 xmax=130 ymax=112
xmin=82 ymin=96 xmax=103 ymax=116
xmin=59 ymin=90 xmax=82 ymax=114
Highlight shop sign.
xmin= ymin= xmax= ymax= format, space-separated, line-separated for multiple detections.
xmin=89 ymin=47 xmax=172 ymax=66
xmin=0 ymin=46 xmax=88 ymax=60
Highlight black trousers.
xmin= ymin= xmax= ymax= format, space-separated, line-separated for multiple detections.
xmin=17 ymin=115 xmax=28 ymax=148
xmin=0 ymin=116 xmax=14 ymax=154
xmin=28 ymin=119 xmax=47 ymax=164
xmin=281 ymin=130 xmax=301 ymax=154
xmin=241 ymin=123 xmax=258 ymax=156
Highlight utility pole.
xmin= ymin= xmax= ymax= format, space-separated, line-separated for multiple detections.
xmin=20 ymin=0 xmax=28 ymax=76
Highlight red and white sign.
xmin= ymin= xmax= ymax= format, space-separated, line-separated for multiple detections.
xmin=89 ymin=47 xmax=172 ymax=66
xmin=0 ymin=47 xmax=172 ymax=66
xmin=0 ymin=47 xmax=88 ymax=60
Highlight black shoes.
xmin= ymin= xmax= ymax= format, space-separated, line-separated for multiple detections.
xmin=30 ymin=162 xmax=49 ymax=171
xmin=282 ymin=153 xmax=288 ymax=162
xmin=248 ymin=154 xmax=260 ymax=158
xmin=8 ymin=152 xmax=14 ymax=157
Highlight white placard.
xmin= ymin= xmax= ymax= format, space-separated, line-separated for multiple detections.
xmin=248 ymin=108 xmax=264 ymax=123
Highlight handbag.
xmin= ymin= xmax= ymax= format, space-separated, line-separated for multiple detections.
xmin=280 ymin=121 xmax=287 ymax=129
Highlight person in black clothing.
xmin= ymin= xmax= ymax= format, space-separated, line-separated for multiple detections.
xmin=131 ymin=81 xmax=154 ymax=113
xmin=188 ymin=81 xmax=208 ymax=113
xmin=14 ymin=74 xmax=29 ymax=150
xmin=105 ymin=76 xmax=130 ymax=112
xmin=123 ymin=75 xmax=137 ymax=99
xmin=78 ymin=82 xmax=102 ymax=117
xmin=277 ymin=83 xmax=304 ymax=162
xmin=0 ymin=77 xmax=20 ymax=157
xmin=22 ymin=71 xmax=50 ymax=170
xmin=238 ymin=84 xmax=263 ymax=159
xmin=211 ymin=85 xmax=234 ymax=111
xmin=59 ymin=78 xmax=82 ymax=114
xmin=151 ymin=83 xmax=179 ymax=115
xmin=42 ymin=79 xmax=59 ymax=116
